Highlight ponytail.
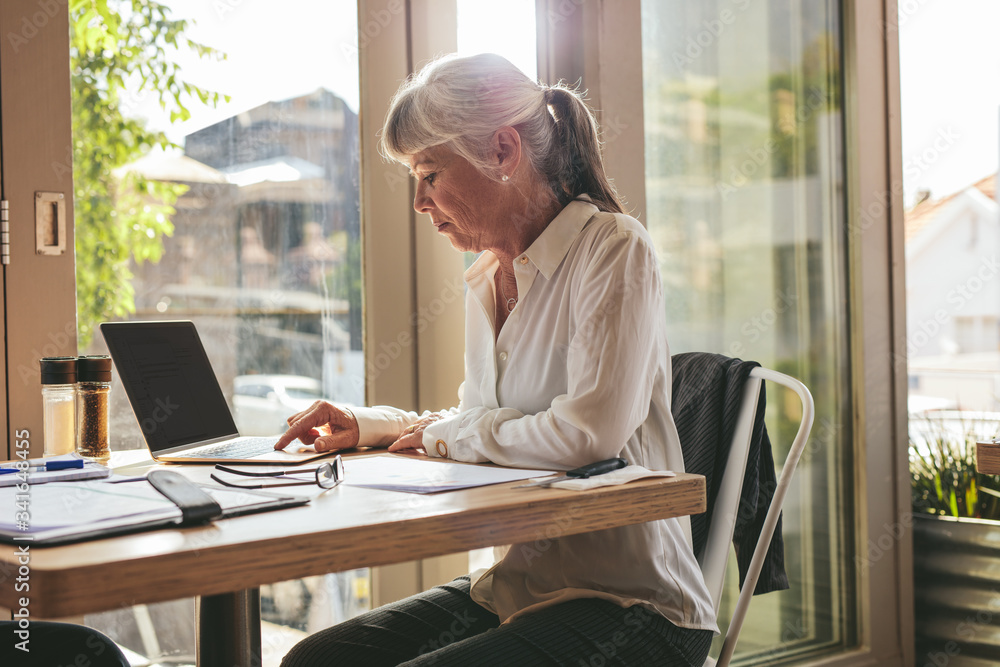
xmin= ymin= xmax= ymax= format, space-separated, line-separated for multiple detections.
xmin=543 ymin=86 xmax=625 ymax=214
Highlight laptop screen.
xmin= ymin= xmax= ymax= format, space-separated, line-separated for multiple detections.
xmin=101 ymin=321 xmax=240 ymax=453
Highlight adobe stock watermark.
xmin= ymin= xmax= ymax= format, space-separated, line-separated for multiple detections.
xmin=716 ymin=87 xmax=828 ymax=200
xmin=11 ymin=429 xmax=32 ymax=655
xmin=893 ymin=254 xmax=1000 ymax=368
xmin=744 ymin=616 xmax=810 ymax=664
xmin=17 ymin=320 xmax=78 ymax=385
xmin=352 ymin=277 xmax=465 ymax=391
xmin=6 ymin=0 xmax=61 ymax=54
xmin=880 ymin=0 xmax=930 ymax=36
xmin=214 ymin=0 xmax=250 ymax=19
xmin=138 ymin=396 xmax=181 ymax=436
xmin=384 ymin=163 xmax=412 ymax=194
xmin=904 ymin=126 xmax=961 ymax=182
xmin=918 ymin=589 xmax=1000 ymax=667
xmin=339 ymin=0 xmax=404 ymax=59
xmin=577 ymin=605 xmax=657 ymax=667
xmin=715 ymin=138 xmax=777 ymax=200
xmin=856 ymin=511 xmax=912 ymax=568
xmin=519 ymin=504 xmax=584 ymax=565
xmin=671 ymin=0 xmax=753 ymax=72
xmin=547 ymin=0 xmax=588 ymax=27
xmin=555 ymin=249 xmax=660 ymax=363
xmin=851 ymin=128 xmax=959 ymax=238
xmin=416 ymin=609 xmax=480 ymax=663
xmin=727 ymin=290 xmax=796 ymax=358
xmin=799 ymin=415 xmax=838 ymax=464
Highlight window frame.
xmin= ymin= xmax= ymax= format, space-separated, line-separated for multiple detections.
xmin=358 ymin=0 xmax=471 ymax=606
xmin=1 ymin=1 xmax=913 ymax=663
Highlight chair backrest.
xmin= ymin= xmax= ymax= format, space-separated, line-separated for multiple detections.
xmin=697 ymin=372 xmax=762 ymax=614
xmin=699 ymin=366 xmax=814 ymax=667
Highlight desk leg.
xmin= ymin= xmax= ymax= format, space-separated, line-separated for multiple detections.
xmin=196 ymin=588 xmax=262 ymax=667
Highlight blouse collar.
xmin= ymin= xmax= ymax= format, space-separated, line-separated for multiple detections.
xmin=464 ymin=196 xmax=600 ymax=282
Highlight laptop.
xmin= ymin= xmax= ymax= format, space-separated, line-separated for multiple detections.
xmin=101 ymin=320 xmax=336 ymax=464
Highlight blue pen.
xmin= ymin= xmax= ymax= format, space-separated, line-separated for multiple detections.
xmin=0 ymin=459 xmax=86 ymax=474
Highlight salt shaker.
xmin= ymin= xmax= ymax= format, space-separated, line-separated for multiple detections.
xmin=40 ymin=356 xmax=77 ymax=457
xmin=76 ymin=355 xmax=112 ymax=463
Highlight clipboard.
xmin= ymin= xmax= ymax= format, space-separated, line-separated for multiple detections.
xmin=0 ymin=474 xmax=309 ymax=546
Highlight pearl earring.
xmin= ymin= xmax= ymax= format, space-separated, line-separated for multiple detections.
xmin=502 ymin=175 xmax=509 ymax=182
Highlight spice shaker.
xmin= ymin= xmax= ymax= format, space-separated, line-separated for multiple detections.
xmin=40 ymin=356 xmax=77 ymax=457
xmin=76 ymin=355 xmax=112 ymax=463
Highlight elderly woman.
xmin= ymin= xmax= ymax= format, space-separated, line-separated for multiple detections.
xmin=277 ymin=53 xmax=717 ymax=666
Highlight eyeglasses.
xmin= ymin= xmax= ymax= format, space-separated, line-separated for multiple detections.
xmin=210 ymin=455 xmax=344 ymax=490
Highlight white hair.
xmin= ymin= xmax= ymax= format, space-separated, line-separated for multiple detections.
xmin=380 ymin=53 xmax=623 ymax=213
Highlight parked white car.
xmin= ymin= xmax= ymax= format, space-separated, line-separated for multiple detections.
xmin=233 ymin=374 xmax=324 ymax=436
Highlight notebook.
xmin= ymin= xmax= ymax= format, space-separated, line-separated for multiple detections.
xmin=101 ymin=320 xmax=336 ymax=464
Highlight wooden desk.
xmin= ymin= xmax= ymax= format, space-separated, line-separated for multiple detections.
xmin=0 ymin=454 xmax=706 ymax=666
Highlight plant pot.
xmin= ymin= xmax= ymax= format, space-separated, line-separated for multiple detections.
xmin=913 ymin=513 xmax=1000 ymax=665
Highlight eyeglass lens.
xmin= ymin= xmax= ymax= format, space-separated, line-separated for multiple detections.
xmin=316 ymin=455 xmax=344 ymax=489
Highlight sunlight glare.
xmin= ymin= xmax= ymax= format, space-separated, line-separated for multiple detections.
xmin=456 ymin=0 xmax=538 ymax=81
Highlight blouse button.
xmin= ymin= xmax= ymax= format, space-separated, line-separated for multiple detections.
xmin=499 ymin=352 xmax=508 ymax=362
xmin=519 ymin=256 xmax=528 ymax=265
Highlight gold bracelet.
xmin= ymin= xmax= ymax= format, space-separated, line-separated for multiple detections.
xmin=435 ymin=439 xmax=448 ymax=458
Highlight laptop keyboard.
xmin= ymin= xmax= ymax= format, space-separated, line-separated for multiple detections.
xmin=171 ymin=437 xmax=280 ymax=459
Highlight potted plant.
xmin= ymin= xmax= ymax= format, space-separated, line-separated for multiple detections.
xmin=910 ymin=411 xmax=1000 ymax=664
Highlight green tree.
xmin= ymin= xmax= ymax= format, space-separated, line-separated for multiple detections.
xmin=69 ymin=0 xmax=226 ymax=346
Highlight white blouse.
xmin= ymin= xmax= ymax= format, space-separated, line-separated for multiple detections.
xmin=351 ymin=198 xmax=718 ymax=631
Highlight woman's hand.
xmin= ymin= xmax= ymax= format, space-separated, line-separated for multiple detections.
xmin=387 ymin=412 xmax=448 ymax=454
xmin=274 ymin=401 xmax=360 ymax=453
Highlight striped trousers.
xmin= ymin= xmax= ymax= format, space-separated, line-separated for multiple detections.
xmin=280 ymin=576 xmax=713 ymax=667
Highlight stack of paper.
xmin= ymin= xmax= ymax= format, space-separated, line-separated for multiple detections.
xmin=0 ymin=453 xmax=111 ymax=487
xmin=341 ymin=456 xmax=554 ymax=494
xmin=0 ymin=477 xmax=306 ymax=545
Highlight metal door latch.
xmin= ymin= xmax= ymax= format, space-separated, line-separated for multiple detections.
xmin=35 ymin=191 xmax=66 ymax=255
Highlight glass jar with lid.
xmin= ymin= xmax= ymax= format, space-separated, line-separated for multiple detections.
xmin=76 ymin=355 xmax=112 ymax=463
xmin=40 ymin=356 xmax=77 ymax=457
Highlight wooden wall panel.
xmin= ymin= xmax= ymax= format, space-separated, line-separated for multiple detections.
xmin=0 ymin=0 xmax=78 ymax=459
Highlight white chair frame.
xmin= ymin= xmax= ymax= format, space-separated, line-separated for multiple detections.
xmin=698 ymin=367 xmax=815 ymax=667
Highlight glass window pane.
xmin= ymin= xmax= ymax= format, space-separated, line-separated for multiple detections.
xmin=457 ymin=0 xmax=537 ymax=80
xmin=70 ymin=0 xmax=367 ymax=662
xmin=900 ymin=0 xmax=1000 ymax=414
xmin=899 ymin=4 xmax=1000 ymax=661
xmin=641 ymin=1 xmax=852 ymax=661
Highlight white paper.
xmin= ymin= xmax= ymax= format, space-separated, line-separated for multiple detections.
xmin=546 ymin=465 xmax=675 ymax=491
xmin=0 ymin=481 xmax=179 ymax=533
xmin=341 ymin=455 xmax=555 ymax=493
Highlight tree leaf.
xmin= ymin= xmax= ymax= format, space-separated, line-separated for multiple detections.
xmin=72 ymin=0 xmax=226 ymax=347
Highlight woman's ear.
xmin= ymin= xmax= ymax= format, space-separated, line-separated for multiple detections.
xmin=494 ymin=126 xmax=522 ymax=178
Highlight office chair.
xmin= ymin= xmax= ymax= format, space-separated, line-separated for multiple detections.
xmin=0 ymin=621 xmax=131 ymax=666
xmin=692 ymin=365 xmax=814 ymax=667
